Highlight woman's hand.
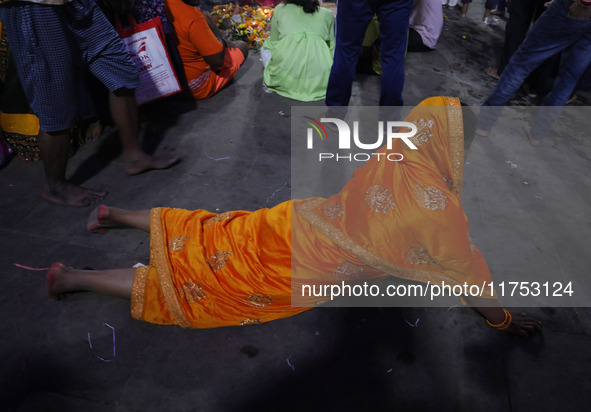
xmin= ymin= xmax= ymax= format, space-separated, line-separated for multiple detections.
xmin=503 ymin=311 xmax=542 ymax=336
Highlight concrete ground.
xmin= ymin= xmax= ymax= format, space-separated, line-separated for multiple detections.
xmin=1 ymin=2 xmax=591 ymax=411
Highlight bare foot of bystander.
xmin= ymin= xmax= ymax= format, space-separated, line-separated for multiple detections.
xmin=484 ymin=67 xmax=500 ymax=80
xmin=85 ymin=119 xmax=104 ymax=142
xmin=124 ymin=152 xmax=181 ymax=176
xmin=523 ymin=127 xmax=542 ymax=147
xmin=42 ymin=180 xmax=107 ymax=207
xmin=475 ymin=128 xmax=490 ymax=137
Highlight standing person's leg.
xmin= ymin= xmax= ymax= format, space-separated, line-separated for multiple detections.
xmin=498 ymin=0 xmax=539 ymax=74
xmin=478 ymin=0 xmax=581 ymax=134
xmin=482 ymin=0 xmax=497 ymax=22
xmin=325 ymin=0 xmax=375 ymax=109
xmin=493 ymin=0 xmax=506 ymax=15
xmin=376 ymin=0 xmax=412 ymax=107
xmin=0 ymin=3 xmax=108 ymax=206
xmin=66 ymin=0 xmax=180 ymax=175
xmin=39 ymin=130 xmax=107 ymax=206
xmin=460 ymin=0 xmax=471 ymax=18
xmin=109 ymin=88 xmax=180 ymax=175
xmin=530 ymin=31 xmax=591 ymax=142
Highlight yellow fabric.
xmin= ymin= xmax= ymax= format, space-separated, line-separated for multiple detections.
xmin=0 ymin=112 xmax=40 ymax=135
xmin=131 ymin=96 xmax=493 ymax=329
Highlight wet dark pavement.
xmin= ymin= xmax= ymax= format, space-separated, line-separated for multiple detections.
xmin=1 ymin=3 xmax=591 ymax=411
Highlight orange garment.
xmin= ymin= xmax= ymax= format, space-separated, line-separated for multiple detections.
xmin=164 ymin=0 xmax=227 ymax=99
xmin=210 ymin=46 xmax=245 ymax=95
xmin=131 ymin=96 xmax=494 ymax=329
xmin=132 ymin=202 xmax=312 ymax=328
xmin=293 ymin=96 xmax=493 ymax=305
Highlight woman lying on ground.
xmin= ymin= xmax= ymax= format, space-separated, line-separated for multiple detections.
xmin=47 ymin=96 xmax=541 ymax=336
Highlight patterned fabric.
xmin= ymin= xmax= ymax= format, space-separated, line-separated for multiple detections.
xmin=0 ymin=1 xmax=72 ymax=4
xmin=296 ymin=96 xmax=493 ymax=300
xmin=132 ymin=0 xmax=171 ymax=34
xmin=0 ymin=22 xmax=86 ymax=161
xmin=132 ymin=204 xmax=311 ymax=328
xmin=130 ymin=97 xmax=494 ymax=330
xmin=0 ymin=0 xmax=139 ymax=131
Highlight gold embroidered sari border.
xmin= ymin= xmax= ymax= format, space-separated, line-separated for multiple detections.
xmin=296 ymin=199 xmax=458 ymax=288
xmin=131 ymin=265 xmax=149 ymax=321
xmin=150 ymin=208 xmax=193 ymax=328
xmin=444 ymin=96 xmax=464 ymax=195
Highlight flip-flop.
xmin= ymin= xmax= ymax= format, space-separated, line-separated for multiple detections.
xmin=87 ymin=204 xmax=109 ymax=234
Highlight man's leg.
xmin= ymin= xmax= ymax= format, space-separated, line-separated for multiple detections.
xmin=0 ymin=3 xmax=109 ymax=205
xmin=478 ymin=0 xmax=583 ymax=133
xmin=376 ymin=0 xmax=412 ymax=107
xmin=47 ymin=263 xmax=135 ymax=300
xmin=39 ymin=130 xmax=107 ymax=206
xmin=63 ymin=1 xmax=179 ymax=175
xmin=499 ymin=0 xmax=540 ymax=73
xmin=109 ymin=88 xmax=180 ymax=175
xmin=530 ymin=30 xmax=591 ymax=142
xmin=325 ymin=0 xmax=374 ymax=108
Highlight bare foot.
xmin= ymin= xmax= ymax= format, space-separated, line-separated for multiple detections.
xmin=42 ymin=181 xmax=107 ymax=207
xmin=475 ymin=127 xmax=490 ymax=137
xmin=523 ymin=126 xmax=542 ymax=147
xmin=85 ymin=119 xmax=104 ymax=142
xmin=460 ymin=13 xmax=467 ymax=17
xmin=87 ymin=204 xmax=115 ymax=234
xmin=566 ymin=94 xmax=579 ymax=105
xmin=484 ymin=67 xmax=500 ymax=80
xmin=124 ymin=153 xmax=181 ymax=176
xmin=47 ymin=262 xmax=76 ymax=300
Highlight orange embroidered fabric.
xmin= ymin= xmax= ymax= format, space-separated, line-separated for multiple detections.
xmin=131 ymin=203 xmax=311 ymax=328
xmin=293 ymin=96 xmax=493 ymax=300
xmin=131 ymin=96 xmax=494 ymax=329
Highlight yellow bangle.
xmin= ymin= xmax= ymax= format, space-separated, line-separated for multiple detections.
xmin=486 ymin=309 xmax=512 ymax=330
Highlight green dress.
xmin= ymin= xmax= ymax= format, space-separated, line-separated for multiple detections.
xmin=263 ymin=4 xmax=334 ymax=102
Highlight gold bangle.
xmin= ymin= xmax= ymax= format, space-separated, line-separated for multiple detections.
xmin=486 ymin=309 xmax=512 ymax=330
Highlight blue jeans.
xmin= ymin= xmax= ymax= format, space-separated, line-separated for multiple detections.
xmin=325 ymin=0 xmax=412 ymax=109
xmin=479 ymin=0 xmax=591 ymax=141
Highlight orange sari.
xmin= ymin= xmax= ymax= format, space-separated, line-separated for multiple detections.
xmin=131 ymin=96 xmax=493 ymax=328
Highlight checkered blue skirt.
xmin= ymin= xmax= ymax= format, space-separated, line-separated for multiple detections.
xmin=0 ymin=0 xmax=140 ymax=131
